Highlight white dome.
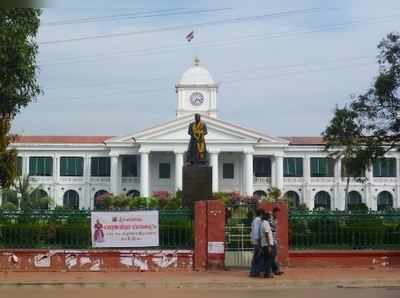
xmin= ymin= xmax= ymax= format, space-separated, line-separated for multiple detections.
xmin=179 ymin=58 xmax=215 ymax=85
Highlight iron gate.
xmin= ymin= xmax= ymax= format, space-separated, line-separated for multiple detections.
xmin=224 ymin=204 xmax=256 ymax=268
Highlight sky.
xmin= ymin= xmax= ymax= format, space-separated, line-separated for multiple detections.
xmin=11 ymin=0 xmax=400 ymax=138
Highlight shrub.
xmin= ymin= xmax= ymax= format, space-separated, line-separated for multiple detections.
xmin=94 ymin=192 xmax=112 ymax=211
xmin=213 ymin=192 xmax=230 ymax=205
xmin=127 ymin=197 xmax=148 ymax=209
xmin=112 ymin=195 xmax=130 ymax=210
xmin=164 ymin=194 xmax=182 ymax=210
xmin=297 ymin=203 xmax=309 ymax=212
xmin=1 ymin=201 xmax=17 ymax=211
xmin=1 ymin=189 xmax=18 ymax=207
xmin=348 ymin=203 xmax=369 ymax=212
xmin=267 ymin=187 xmax=282 ymax=202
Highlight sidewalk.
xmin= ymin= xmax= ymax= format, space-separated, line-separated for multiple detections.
xmin=0 ymin=267 xmax=399 ymax=289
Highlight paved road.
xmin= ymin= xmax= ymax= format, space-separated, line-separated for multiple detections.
xmin=0 ymin=288 xmax=399 ymax=298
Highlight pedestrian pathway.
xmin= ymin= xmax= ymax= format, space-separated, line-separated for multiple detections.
xmin=0 ymin=268 xmax=399 ymax=289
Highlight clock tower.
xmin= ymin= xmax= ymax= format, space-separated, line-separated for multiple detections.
xmin=175 ymin=57 xmax=218 ymax=118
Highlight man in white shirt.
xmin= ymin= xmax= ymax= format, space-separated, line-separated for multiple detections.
xmin=249 ymin=209 xmax=264 ymax=277
xmin=260 ymin=212 xmax=274 ymax=278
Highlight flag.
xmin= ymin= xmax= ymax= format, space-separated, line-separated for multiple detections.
xmin=186 ymin=31 xmax=194 ymax=42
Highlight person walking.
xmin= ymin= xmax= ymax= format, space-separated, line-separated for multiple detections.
xmin=260 ymin=212 xmax=274 ymax=278
xmin=270 ymin=207 xmax=284 ymax=275
xmin=249 ymin=209 xmax=264 ymax=277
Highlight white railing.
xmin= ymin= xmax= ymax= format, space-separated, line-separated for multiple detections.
xmin=59 ymin=177 xmax=85 ymax=183
xmin=340 ymin=177 xmax=364 ymax=184
xmin=310 ymin=177 xmax=335 ymax=183
xmin=283 ymin=177 xmax=304 ymax=184
xmin=253 ymin=177 xmax=272 ymax=184
xmin=121 ymin=177 xmax=140 ymax=184
xmin=373 ymin=177 xmax=398 ymax=184
xmin=90 ymin=177 xmax=111 ymax=183
xmin=29 ymin=177 xmax=53 ymax=183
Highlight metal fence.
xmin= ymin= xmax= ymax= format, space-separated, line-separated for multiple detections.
xmin=0 ymin=209 xmax=193 ymax=249
xmin=289 ymin=211 xmax=400 ymax=250
xmin=224 ymin=205 xmax=400 ymax=259
xmin=224 ymin=204 xmax=256 ymax=267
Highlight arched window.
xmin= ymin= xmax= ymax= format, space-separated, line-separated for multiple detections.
xmin=314 ymin=191 xmax=331 ymax=210
xmin=377 ymin=191 xmax=393 ymax=211
xmin=284 ymin=191 xmax=300 ymax=209
xmin=347 ymin=191 xmax=362 ymax=210
xmin=31 ymin=189 xmax=48 ymax=200
xmin=127 ymin=189 xmax=140 ymax=198
xmin=30 ymin=189 xmax=49 ymax=210
xmin=253 ymin=190 xmax=267 ymax=198
xmin=63 ymin=190 xmax=79 ymax=210
xmin=94 ymin=190 xmax=110 ymax=210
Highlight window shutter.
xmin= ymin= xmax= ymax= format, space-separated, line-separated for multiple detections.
xmin=310 ymin=158 xmax=317 ymax=176
xmin=296 ymin=158 xmax=303 ymax=176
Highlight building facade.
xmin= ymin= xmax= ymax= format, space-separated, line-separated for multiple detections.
xmin=4 ymin=58 xmax=400 ymax=211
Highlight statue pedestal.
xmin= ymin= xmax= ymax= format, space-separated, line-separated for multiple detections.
xmin=182 ymin=166 xmax=212 ymax=209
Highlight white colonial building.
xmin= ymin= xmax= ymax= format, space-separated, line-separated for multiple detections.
xmin=4 ymin=58 xmax=400 ymax=211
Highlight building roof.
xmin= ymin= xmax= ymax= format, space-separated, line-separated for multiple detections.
xmin=281 ymin=137 xmax=325 ymax=146
xmin=13 ymin=135 xmax=112 ymax=144
xmin=11 ymin=135 xmax=325 ymax=146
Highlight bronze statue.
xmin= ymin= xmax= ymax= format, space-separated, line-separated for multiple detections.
xmin=187 ymin=113 xmax=208 ymax=165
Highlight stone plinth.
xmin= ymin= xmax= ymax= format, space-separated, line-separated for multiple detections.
xmin=182 ymin=166 xmax=212 ymax=209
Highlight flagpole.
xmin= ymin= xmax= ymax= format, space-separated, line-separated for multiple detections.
xmin=186 ymin=30 xmax=198 ymax=63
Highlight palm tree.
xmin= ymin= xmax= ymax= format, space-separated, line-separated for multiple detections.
xmin=14 ymin=175 xmax=53 ymax=210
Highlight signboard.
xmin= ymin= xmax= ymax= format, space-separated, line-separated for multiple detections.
xmin=91 ymin=211 xmax=159 ymax=248
xmin=208 ymin=241 xmax=224 ymax=254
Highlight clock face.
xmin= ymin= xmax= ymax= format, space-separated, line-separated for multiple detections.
xmin=190 ymin=92 xmax=205 ymax=106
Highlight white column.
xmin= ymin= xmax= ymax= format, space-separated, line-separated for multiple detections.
xmin=366 ymin=164 xmax=375 ymax=210
xmin=303 ymin=155 xmax=313 ymax=209
xmin=397 ymin=157 xmax=400 ymax=208
xmin=140 ymin=150 xmax=150 ymax=197
xmin=22 ymin=154 xmax=28 ymax=178
xmin=209 ymin=150 xmax=220 ymax=193
xmin=25 ymin=155 xmax=30 ymax=177
xmin=271 ymin=157 xmax=276 ymax=186
xmin=84 ymin=156 xmax=91 ymax=184
xmin=53 ymin=154 xmax=59 ymax=184
xmin=274 ymin=155 xmax=284 ymax=192
xmin=244 ymin=149 xmax=254 ymax=196
xmin=53 ymin=154 xmax=60 ymax=205
xmin=174 ymin=151 xmax=184 ymax=191
xmin=84 ymin=155 xmax=91 ymax=209
xmin=110 ymin=153 xmax=120 ymax=195
xmin=334 ymin=158 xmax=344 ymax=210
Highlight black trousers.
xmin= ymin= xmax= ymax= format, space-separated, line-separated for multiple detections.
xmin=262 ymin=246 xmax=274 ymax=275
xmin=271 ymin=245 xmax=281 ymax=273
xmin=250 ymin=244 xmax=264 ymax=275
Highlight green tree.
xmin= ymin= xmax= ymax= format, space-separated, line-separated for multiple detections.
xmin=14 ymin=175 xmax=53 ymax=210
xmin=267 ymin=187 xmax=282 ymax=202
xmin=322 ymin=107 xmax=366 ymax=208
xmin=323 ymin=32 xmax=400 ymax=203
xmin=0 ymin=9 xmax=41 ymax=189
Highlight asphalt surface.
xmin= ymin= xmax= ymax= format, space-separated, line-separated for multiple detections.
xmin=0 ymin=288 xmax=400 ymax=298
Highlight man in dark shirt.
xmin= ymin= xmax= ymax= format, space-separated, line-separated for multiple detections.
xmin=270 ymin=207 xmax=284 ymax=275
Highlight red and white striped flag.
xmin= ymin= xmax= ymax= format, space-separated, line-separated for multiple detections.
xmin=186 ymin=31 xmax=194 ymax=42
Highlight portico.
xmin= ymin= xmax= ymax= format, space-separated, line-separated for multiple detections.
xmin=102 ymin=141 xmax=288 ymax=198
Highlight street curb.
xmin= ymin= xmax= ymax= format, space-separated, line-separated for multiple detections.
xmin=0 ymin=279 xmax=399 ymax=289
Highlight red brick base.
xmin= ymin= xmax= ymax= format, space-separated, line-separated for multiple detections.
xmin=0 ymin=249 xmax=193 ymax=272
xmin=289 ymin=250 xmax=400 ymax=268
